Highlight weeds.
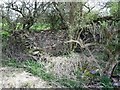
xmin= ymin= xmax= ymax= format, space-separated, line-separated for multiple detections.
xmin=2 ymin=59 xmax=55 ymax=82
xmin=2 ymin=52 xmax=118 ymax=88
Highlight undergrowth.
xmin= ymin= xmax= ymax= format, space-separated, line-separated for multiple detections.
xmin=2 ymin=59 xmax=83 ymax=88
xmin=2 ymin=58 xmax=115 ymax=89
xmin=2 ymin=59 xmax=55 ymax=82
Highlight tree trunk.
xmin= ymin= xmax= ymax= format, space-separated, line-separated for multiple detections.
xmin=68 ymin=2 xmax=83 ymax=51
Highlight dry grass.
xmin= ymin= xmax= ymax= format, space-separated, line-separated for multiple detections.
xmin=41 ymin=53 xmax=100 ymax=80
xmin=0 ymin=67 xmax=53 ymax=88
xmin=1 ymin=52 xmax=104 ymax=88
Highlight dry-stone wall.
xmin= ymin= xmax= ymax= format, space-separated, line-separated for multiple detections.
xmin=2 ymin=29 xmax=70 ymax=61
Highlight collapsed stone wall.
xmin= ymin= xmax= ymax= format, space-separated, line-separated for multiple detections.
xmin=2 ymin=28 xmax=100 ymax=61
xmin=2 ymin=29 xmax=70 ymax=61
xmin=28 ymin=29 xmax=70 ymax=55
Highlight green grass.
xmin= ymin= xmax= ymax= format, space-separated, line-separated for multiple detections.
xmin=3 ymin=56 xmax=115 ymax=88
xmin=30 ymin=23 xmax=51 ymax=31
xmin=2 ymin=59 xmax=83 ymax=88
xmin=0 ymin=30 xmax=10 ymax=38
xmin=100 ymin=75 xmax=113 ymax=89
xmin=1 ymin=22 xmax=51 ymax=31
xmin=2 ymin=59 xmax=55 ymax=82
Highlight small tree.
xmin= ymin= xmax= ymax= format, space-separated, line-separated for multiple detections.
xmin=5 ymin=1 xmax=47 ymax=30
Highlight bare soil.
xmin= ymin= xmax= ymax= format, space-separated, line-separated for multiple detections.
xmin=0 ymin=67 xmax=53 ymax=88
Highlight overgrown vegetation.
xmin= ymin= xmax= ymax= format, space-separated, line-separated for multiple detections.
xmin=1 ymin=0 xmax=120 ymax=88
xmin=2 ymin=59 xmax=55 ymax=82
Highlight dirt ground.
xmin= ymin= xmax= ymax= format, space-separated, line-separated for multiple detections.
xmin=0 ymin=67 xmax=53 ymax=88
xmin=0 ymin=53 xmax=83 ymax=88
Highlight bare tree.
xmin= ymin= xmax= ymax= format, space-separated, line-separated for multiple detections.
xmin=5 ymin=1 xmax=48 ymax=30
